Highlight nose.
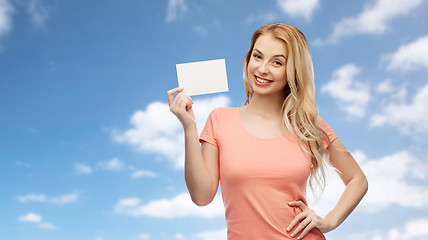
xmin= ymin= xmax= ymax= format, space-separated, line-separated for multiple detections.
xmin=258 ymin=61 xmax=269 ymax=75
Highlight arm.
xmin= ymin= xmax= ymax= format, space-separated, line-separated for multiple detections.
xmin=287 ymin=137 xmax=368 ymax=239
xmin=167 ymin=87 xmax=220 ymax=206
xmin=322 ymin=138 xmax=368 ymax=229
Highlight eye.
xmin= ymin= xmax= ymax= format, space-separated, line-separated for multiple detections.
xmin=252 ymin=53 xmax=262 ymax=60
xmin=273 ymin=60 xmax=283 ymax=66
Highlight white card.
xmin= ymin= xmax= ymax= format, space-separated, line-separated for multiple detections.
xmin=176 ymin=59 xmax=229 ymax=96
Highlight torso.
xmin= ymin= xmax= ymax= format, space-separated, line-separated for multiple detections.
xmin=239 ymin=106 xmax=288 ymax=139
xmin=199 ymin=107 xmax=333 ymax=240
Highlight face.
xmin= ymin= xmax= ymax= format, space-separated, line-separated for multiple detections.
xmin=247 ymin=33 xmax=288 ymax=98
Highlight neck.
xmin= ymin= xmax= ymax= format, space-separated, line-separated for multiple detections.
xmin=245 ymin=92 xmax=284 ymax=118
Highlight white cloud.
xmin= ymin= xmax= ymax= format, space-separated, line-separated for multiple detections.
xmin=246 ymin=12 xmax=278 ymax=25
xmin=17 ymin=192 xmax=78 ymax=205
xmin=349 ymin=218 xmax=428 ymax=240
xmin=18 ymin=212 xmax=42 ymax=223
xmin=165 ymin=0 xmax=187 ymax=22
xmin=50 ymin=192 xmax=78 ymax=204
xmin=17 ymin=194 xmax=47 ymax=203
xmin=18 ymin=212 xmax=56 ymax=230
xmin=131 ymin=170 xmax=157 ymax=179
xmin=310 ymin=150 xmax=428 ymax=215
xmin=37 ymin=222 xmax=55 ymax=229
xmin=114 ymin=193 xmax=224 ymax=219
xmin=112 ymin=95 xmax=231 ymax=169
xmin=16 ymin=160 xmax=31 ymax=168
xmin=193 ymin=25 xmax=208 ymax=36
xmin=307 ymin=166 xmax=345 ymax=216
xmin=375 ymin=79 xmax=394 ymax=94
xmin=97 ymin=157 xmax=125 ymax=171
xmin=195 ymin=228 xmax=227 ymax=240
xmin=27 ymin=0 xmax=49 ymax=28
xmin=321 ymin=64 xmax=370 ymax=118
xmin=370 ymin=83 xmax=428 ymax=135
xmin=74 ymin=163 xmax=93 ymax=174
xmin=0 ymin=0 xmax=13 ymax=38
xmin=174 ymin=233 xmax=185 ymax=239
xmin=385 ymin=35 xmax=428 ymax=71
xmin=357 ymin=151 xmax=428 ymax=212
xmin=375 ymin=79 xmax=408 ymax=107
xmin=76 ymin=158 xmax=157 ymax=178
xmin=317 ymin=0 xmax=424 ymax=44
xmin=277 ymin=0 xmax=320 ymax=21
xmin=138 ymin=233 xmax=150 ymax=239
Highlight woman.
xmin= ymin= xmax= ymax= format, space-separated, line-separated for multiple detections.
xmin=167 ymin=23 xmax=368 ymax=240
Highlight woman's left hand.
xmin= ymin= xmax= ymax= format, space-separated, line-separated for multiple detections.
xmin=286 ymin=201 xmax=336 ymax=239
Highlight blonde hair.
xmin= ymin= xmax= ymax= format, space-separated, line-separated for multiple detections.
xmin=243 ymin=23 xmax=331 ymax=194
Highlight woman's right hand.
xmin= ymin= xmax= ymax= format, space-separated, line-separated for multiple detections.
xmin=167 ymin=87 xmax=195 ymax=129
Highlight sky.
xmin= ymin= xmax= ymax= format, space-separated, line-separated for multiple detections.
xmin=1 ymin=0 xmax=428 ymax=239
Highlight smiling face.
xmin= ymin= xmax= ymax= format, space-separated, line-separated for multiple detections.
xmin=247 ymin=33 xmax=288 ymax=98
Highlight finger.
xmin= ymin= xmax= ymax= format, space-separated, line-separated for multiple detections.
xmin=297 ymin=222 xmax=316 ymax=239
xmin=291 ymin=218 xmax=311 ymax=238
xmin=175 ymin=92 xmax=193 ymax=110
xmin=185 ymin=96 xmax=193 ymax=110
xmin=287 ymin=212 xmax=306 ymax=231
xmin=170 ymin=92 xmax=187 ymax=114
xmin=288 ymin=201 xmax=307 ymax=210
xmin=176 ymin=93 xmax=190 ymax=110
xmin=176 ymin=94 xmax=194 ymax=114
xmin=167 ymin=87 xmax=184 ymax=105
xmin=167 ymin=87 xmax=184 ymax=106
xmin=186 ymin=100 xmax=193 ymax=110
xmin=183 ymin=97 xmax=192 ymax=111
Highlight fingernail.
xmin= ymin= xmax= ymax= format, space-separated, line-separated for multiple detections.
xmin=290 ymin=233 xmax=294 ymax=237
xmin=297 ymin=237 xmax=301 ymax=240
xmin=286 ymin=227 xmax=290 ymax=231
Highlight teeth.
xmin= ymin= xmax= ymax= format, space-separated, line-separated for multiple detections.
xmin=256 ymin=77 xmax=271 ymax=83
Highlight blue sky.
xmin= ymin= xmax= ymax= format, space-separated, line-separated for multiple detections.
xmin=1 ymin=0 xmax=428 ymax=239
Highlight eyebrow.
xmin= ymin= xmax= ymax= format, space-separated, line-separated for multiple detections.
xmin=253 ymin=49 xmax=286 ymax=59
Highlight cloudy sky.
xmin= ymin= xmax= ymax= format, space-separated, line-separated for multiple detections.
xmin=1 ymin=0 xmax=428 ymax=239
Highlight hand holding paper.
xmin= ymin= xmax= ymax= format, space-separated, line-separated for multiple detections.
xmin=176 ymin=59 xmax=229 ymax=96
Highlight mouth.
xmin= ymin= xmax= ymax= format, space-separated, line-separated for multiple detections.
xmin=254 ymin=76 xmax=273 ymax=86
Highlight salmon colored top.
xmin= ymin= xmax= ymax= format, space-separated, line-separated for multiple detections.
xmin=199 ymin=107 xmax=337 ymax=240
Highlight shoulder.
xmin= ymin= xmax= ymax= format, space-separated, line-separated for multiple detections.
xmin=205 ymin=107 xmax=237 ymax=127
xmin=317 ymin=116 xmax=327 ymax=125
xmin=209 ymin=107 xmax=237 ymax=117
xmin=317 ymin=115 xmax=337 ymax=140
xmin=317 ymin=116 xmax=333 ymax=129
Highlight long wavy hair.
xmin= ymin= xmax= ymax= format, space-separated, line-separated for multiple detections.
xmin=243 ymin=23 xmax=331 ymax=194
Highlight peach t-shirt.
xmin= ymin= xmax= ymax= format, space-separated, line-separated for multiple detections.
xmin=199 ymin=107 xmax=337 ymax=240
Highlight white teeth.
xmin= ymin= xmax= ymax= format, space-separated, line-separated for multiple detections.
xmin=256 ymin=77 xmax=271 ymax=83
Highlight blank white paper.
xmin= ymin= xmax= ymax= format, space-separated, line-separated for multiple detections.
xmin=176 ymin=59 xmax=229 ymax=96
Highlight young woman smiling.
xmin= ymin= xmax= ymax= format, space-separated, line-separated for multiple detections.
xmin=167 ymin=23 xmax=368 ymax=240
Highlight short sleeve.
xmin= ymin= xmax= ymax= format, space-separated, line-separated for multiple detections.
xmin=199 ymin=108 xmax=219 ymax=147
xmin=318 ymin=117 xmax=337 ymax=150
